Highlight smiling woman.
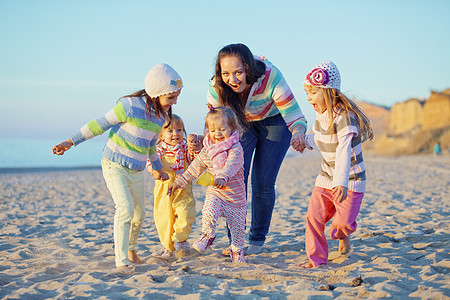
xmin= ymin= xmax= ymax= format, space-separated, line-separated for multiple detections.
xmin=206 ymin=43 xmax=308 ymax=255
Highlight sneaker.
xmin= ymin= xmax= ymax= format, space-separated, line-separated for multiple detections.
xmin=153 ymin=249 xmax=174 ymax=259
xmin=192 ymin=235 xmax=215 ymax=252
xmin=245 ymin=244 xmax=263 ymax=255
xmin=175 ymin=241 xmax=190 ymax=252
xmin=230 ymin=248 xmax=246 ymax=263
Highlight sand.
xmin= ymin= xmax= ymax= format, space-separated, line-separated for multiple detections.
xmin=0 ymin=151 xmax=449 ymax=299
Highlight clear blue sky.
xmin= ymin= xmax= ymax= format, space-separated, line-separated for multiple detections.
xmin=1 ymin=0 xmax=449 ymax=140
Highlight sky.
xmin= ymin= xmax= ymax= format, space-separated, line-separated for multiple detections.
xmin=1 ymin=0 xmax=449 ymax=141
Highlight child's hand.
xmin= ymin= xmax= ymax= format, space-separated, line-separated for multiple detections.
xmin=52 ymin=139 xmax=74 ymax=155
xmin=290 ymin=132 xmax=306 ymax=153
xmin=152 ymin=169 xmax=169 ymax=181
xmin=167 ymin=182 xmax=181 ymax=196
xmin=214 ymin=178 xmax=226 ymax=189
xmin=188 ymin=134 xmax=203 ymax=153
xmin=332 ymin=185 xmax=348 ymax=203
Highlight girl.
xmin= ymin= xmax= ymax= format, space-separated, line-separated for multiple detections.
xmin=298 ymin=61 xmax=373 ymax=268
xmin=51 ymin=63 xmax=183 ymax=274
xmin=207 ymin=43 xmax=307 ymax=255
xmin=167 ymin=107 xmax=247 ymax=263
xmin=146 ymin=114 xmax=200 ymax=259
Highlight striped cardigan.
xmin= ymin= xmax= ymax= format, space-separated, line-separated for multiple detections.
xmin=207 ymin=56 xmax=307 ymax=132
xmin=174 ymin=139 xmax=246 ymax=207
xmin=71 ymin=96 xmax=165 ymax=171
xmin=313 ymin=110 xmax=366 ymax=193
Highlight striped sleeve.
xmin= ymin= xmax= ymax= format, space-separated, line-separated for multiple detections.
xmin=269 ymin=65 xmax=307 ymax=131
xmin=71 ymin=102 xmax=126 ymax=146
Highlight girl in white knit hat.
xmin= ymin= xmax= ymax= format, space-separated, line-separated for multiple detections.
xmin=52 ymin=63 xmax=183 ymax=274
xmin=296 ymin=61 xmax=373 ymax=268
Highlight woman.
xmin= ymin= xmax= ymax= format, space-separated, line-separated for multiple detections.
xmin=207 ymin=43 xmax=307 ymax=254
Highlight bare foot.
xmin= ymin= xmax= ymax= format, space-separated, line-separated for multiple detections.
xmin=128 ymin=250 xmax=143 ymax=264
xmin=339 ymin=236 xmax=351 ymax=255
xmin=300 ymin=262 xmax=315 ymax=268
xmin=117 ymin=265 xmax=135 ymax=275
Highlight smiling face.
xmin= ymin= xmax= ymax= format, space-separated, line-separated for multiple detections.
xmin=158 ymin=90 xmax=181 ymax=112
xmin=207 ymin=117 xmax=233 ymax=144
xmin=305 ymin=85 xmax=327 ymax=113
xmin=220 ymin=56 xmax=250 ymax=94
xmin=160 ymin=121 xmax=184 ymax=146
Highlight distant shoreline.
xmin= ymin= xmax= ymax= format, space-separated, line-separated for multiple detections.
xmin=0 ymin=165 xmax=101 ymax=174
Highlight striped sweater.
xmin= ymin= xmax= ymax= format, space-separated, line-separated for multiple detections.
xmin=312 ymin=110 xmax=366 ymax=193
xmin=207 ymin=55 xmax=307 ymax=132
xmin=71 ymin=96 xmax=165 ymax=171
xmin=174 ymin=139 xmax=246 ymax=207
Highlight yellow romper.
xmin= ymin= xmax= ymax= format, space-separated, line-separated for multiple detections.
xmin=153 ymin=154 xmax=196 ymax=252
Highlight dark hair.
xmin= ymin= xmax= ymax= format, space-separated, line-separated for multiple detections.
xmin=120 ymin=89 xmax=172 ymax=122
xmin=213 ymin=43 xmax=266 ymax=128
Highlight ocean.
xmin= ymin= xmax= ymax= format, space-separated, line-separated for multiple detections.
xmin=0 ymin=137 xmax=106 ymax=169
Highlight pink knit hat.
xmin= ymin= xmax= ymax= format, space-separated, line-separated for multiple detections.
xmin=304 ymin=61 xmax=341 ymax=90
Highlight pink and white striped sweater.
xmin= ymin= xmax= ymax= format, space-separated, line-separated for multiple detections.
xmin=174 ymin=137 xmax=246 ymax=207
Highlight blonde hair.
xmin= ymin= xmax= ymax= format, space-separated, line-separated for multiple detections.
xmin=158 ymin=114 xmax=187 ymax=144
xmin=205 ymin=106 xmax=244 ymax=137
xmin=308 ymin=87 xmax=373 ymax=142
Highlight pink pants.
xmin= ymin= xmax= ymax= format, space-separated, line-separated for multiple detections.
xmin=202 ymin=195 xmax=246 ymax=251
xmin=305 ymin=186 xmax=364 ymax=267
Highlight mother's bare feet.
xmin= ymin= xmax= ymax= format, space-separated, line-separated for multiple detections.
xmin=339 ymin=236 xmax=351 ymax=255
xmin=128 ymin=250 xmax=143 ymax=264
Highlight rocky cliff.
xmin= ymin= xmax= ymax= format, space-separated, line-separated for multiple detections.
xmin=374 ymin=89 xmax=450 ymax=155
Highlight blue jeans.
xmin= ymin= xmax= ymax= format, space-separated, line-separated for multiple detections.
xmin=229 ymin=114 xmax=292 ymax=246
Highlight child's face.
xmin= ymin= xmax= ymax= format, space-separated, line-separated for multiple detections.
xmin=159 ymin=90 xmax=181 ymax=112
xmin=305 ymin=85 xmax=326 ymax=113
xmin=207 ymin=118 xmax=233 ymax=144
xmin=161 ymin=122 xmax=184 ymax=146
xmin=220 ymin=56 xmax=249 ymax=94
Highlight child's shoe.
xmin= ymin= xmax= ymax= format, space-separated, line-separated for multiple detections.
xmin=230 ymin=248 xmax=246 ymax=263
xmin=192 ymin=235 xmax=215 ymax=252
xmin=175 ymin=240 xmax=191 ymax=252
xmin=221 ymin=246 xmax=231 ymax=256
xmin=153 ymin=249 xmax=174 ymax=259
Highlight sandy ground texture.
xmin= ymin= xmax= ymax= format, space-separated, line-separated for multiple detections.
xmin=0 ymin=151 xmax=449 ymax=299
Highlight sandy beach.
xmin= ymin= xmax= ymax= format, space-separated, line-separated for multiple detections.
xmin=0 ymin=151 xmax=449 ymax=299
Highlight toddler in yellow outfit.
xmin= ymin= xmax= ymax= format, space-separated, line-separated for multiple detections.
xmin=147 ymin=114 xmax=201 ymax=258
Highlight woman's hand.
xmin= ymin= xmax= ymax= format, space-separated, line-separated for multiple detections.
xmin=290 ymin=132 xmax=307 ymax=152
xmin=52 ymin=139 xmax=74 ymax=155
xmin=332 ymin=185 xmax=348 ymax=203
xmin=152 ymin=169 xmax=169 ymax=181
xmin=167 ymin=182 xmax=181 ymax=196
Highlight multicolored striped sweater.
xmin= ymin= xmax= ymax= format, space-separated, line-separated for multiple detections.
xmin=174 ymin=138 xmax=246 ymax=207
xmin=312 ymin=110 xmax=366 ymax=193
xmin=207 ymin=56 xmax=307 ymax=132
xmin=71 ymin=96 xmax=165 ymax=171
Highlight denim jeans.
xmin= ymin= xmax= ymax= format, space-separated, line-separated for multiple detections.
xmin=101 ymin=158 xmax=145 ymax=267
xmin=242 ymin=114 xmax=292 ymax=245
